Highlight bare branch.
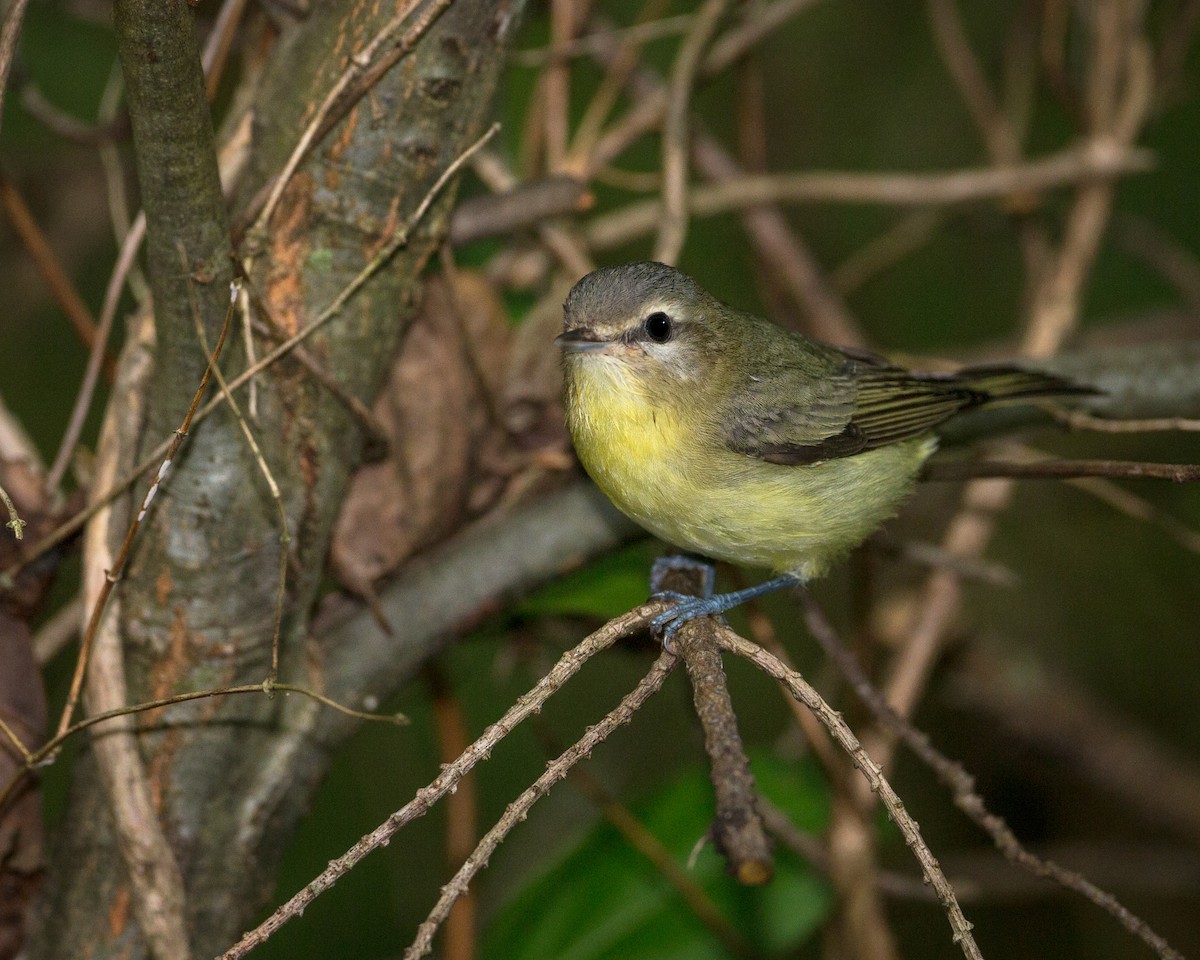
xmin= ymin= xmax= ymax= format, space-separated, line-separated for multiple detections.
xmin=587 ymin=145 xmax=1153 ymax=250
xmin=654 ymin=0 xmax=731 ymax=264
xmin=405 ymin=651 xmax=677 ymax=960
xmin=804 ymin=598 xmax=1185 ymax=960
xmin=719 ymin=630 xmax=983 ymax=960
xmin=217 ymin=606 xmax=657 ymax=960
xmin=924 ymin=458 xmax=1200 ymax=483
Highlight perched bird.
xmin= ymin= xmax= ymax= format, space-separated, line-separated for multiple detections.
xmin=558 ymin=261 xmax=1090 ymax=639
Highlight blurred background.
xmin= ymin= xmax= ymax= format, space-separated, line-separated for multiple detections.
xmin=2 ymin=1 xmax=1199 ymax=958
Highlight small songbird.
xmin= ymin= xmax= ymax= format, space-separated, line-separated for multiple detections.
xmin=557 ymin=261 xmax=1090 ymax=640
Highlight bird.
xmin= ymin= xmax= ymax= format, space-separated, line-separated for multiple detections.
xmin=557 ymin=260 xmax=1091 ymax=642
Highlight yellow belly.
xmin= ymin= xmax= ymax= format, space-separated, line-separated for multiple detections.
xmin=566 ymin=360 xmax=932 ymax=579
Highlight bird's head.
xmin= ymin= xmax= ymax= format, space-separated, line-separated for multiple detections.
xmin=558 ymin=261 xmax=728 ymax=391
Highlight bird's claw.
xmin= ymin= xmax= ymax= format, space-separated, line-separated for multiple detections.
xmin=650 ymin=595 xmax=729 ymax=653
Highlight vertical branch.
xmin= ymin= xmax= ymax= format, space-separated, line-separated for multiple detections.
xmin=544 ymin=0 xmax=576 ymax=170
xmin=925 ymin=0 xmax=1021 ymax=162
xmin=113 ymin=0 xmax=234 ymax=441
xmin=1024 ymin=10 xmax=1152 ymax=358
xmin=81 ymin=313 xmax=190 ymax=960
xmin=0 ymin=0 xmax=31 ymax=138
xmin=654 ymin=0 xmax=730 ymax=265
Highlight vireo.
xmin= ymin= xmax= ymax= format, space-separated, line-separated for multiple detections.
xmin=558 ymin=261 xmax=1090 ymax=641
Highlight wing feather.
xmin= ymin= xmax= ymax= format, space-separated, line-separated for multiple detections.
xmin=722 ymin=345 xmax=987 ymax=465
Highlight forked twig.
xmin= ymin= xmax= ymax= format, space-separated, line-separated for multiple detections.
xmin=802 ymin=597 xmax=1185 ymax=960
xmin=404 ymin=651 xmax=677 ymax=960
xmin=718 ymin=629 xmax=984 ymax=960
xmin=215 ymin=605 xmax=654 ymax=960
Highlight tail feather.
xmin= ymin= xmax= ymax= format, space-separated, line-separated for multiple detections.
xmin=953 ymin=364 xmax=1098 ymax=406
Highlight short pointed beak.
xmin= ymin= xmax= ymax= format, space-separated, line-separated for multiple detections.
xmin=556 ymin=329 xmax=612 ymax=353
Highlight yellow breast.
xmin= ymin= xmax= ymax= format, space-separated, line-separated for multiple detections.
xmin=564 ymin=355 xmax=930 ymax=579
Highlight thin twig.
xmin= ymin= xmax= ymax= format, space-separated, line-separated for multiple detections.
xmin=1045 ymin=406 xmax=1200 ymax=433
xmin=317 ymin=122 xmax=501 ymax=324
xmin=45 ymin=214 xmax=147 ymax=494
xmin=0 ymin=710 xmax=31 ymax=763
xmin=1156 ymin=0 xmax=1200 ymax=106
xmin=925 ymin=0 xmax=1021 ymax=163
xmin=653 ymin=0 xmax=730 ymax=265
xmin=0 ymin=482 xmax=24 ymax=540
xmin=588 ymin=144 xmax=1154 ymax=250
xmin=924 ymin=458 xmax=1200 ymax=484
xmin=215 ymin=605 xmax=657 ymax=960
xmin=512 ymin=12 xmax=692 ymax=66
xmin=97 ymin=65 xmax=150 ymax=305
xmin=1024 ymin=38 xmax=1153 ymax=359
xmin=32 ymin=595 xmax=83 ymax=664
xmin=544 ymin=0 xmax=575 ymax=169
xmin=0 ymin=0 xmax=31 ymax=139
xmin=832 ymin=209 xmax=946 ymax=295
xmin=404 ymin=651 xmax=677 ymax=960
xmin=53 ymin=281 xmax=238 ymax=743
xmin=718 ymin=630 xmax=983 ymax=960
xmin=802 ymin=597 xmax=1185 ymax=960
xmin=16 ymin=84 xmax=130 ymax=143
xmin=245 ymin=297 xmax=389 ymax=449
xmin=0 ymin=680 xmax=408 ymax=812
xmin=703 ymin=0 xmax=824 ymax=77
xmin=1066 ymin=476 xmax=1200 ymax=555
xmin=0 ymin=173 xmax=107 ymax=360
xmin=186 ymin=248 xmax=290 ymax=682
xmin=201 ymin=0 xmax=252 ymax=100
xmin=1115 ymin=214 xmax=1200 ymax=313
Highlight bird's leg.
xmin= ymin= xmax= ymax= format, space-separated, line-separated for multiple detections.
xmin=649 ymin=554 xmax=716 ymax=601
xmin=648 ymin=556 xmax=801 ymax=648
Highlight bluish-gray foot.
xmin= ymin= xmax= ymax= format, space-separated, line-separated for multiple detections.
xmin=648 ymin=556 xmax=801 ymax=650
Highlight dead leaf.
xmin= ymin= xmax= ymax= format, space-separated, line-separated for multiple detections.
xmin=331 ymin=270 xmax=513 ymax=589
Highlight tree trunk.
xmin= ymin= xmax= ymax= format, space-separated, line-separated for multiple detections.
xmin=30 ymin=1 xmax=521 ymax=956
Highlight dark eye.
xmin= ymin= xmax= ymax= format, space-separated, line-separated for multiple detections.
xmin=645 ymin=311 xmax=673 ymax=343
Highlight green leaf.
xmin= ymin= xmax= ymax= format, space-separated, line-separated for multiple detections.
xmin=520 ymin=543 xmax=658 ymax=620
xmin=482 ymin=755 xmax=832 ymax=960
